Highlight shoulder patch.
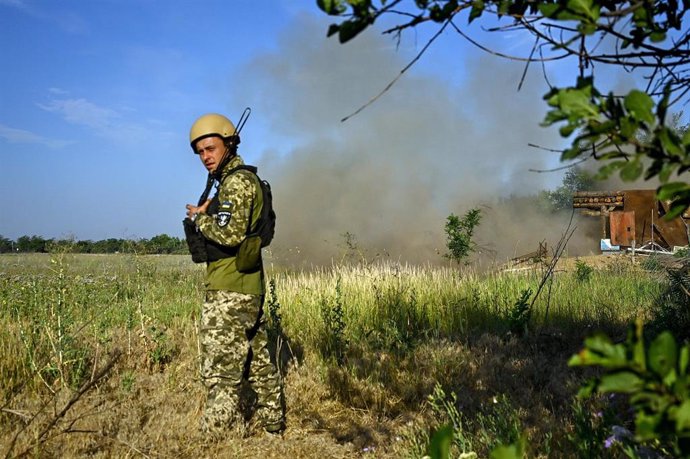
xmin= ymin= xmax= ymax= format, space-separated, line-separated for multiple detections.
xmin=216 ymin=211 xmax=232 ymax=227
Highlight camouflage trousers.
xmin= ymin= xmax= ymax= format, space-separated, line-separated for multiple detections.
xmin=199 ymin=290 xmax=284 ymax=434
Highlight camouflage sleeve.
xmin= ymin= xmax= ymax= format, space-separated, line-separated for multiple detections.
xmin=195 ymin=171 xmax=257 ymax=248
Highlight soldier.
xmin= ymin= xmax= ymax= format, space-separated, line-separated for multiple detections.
xmin=185 ymin=113 xmax=285 ymax=436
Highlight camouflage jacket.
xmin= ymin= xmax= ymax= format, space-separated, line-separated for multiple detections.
xmin=195 ymin=154 xmax=264 ymax=295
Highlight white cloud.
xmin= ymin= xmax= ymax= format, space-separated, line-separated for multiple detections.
xmin=48 ymin=87 xmax=69 ymax=95
xmin=36 ymin=96 xmax=175 ymax=146
xmin=0 ymin=123 xmax=72 ymax=148
xmin=38 ymin=98 xmax=119 ymax=130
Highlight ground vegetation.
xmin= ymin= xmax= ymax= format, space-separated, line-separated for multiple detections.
xmin=0 ymin=252 xmax=673 ymax=457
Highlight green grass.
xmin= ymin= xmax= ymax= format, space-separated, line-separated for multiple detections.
xmin=273 ymin=260 xmax=659 ymax=351
xmin=0 ymin=253 xmax=667 ymax=457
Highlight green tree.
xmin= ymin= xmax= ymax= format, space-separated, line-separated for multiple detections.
xmin=0 ymin=235 xmax=14 ymax=253
xmin=444 ymin=208 xmax=482 ymax=264
xmin=16 ymin=235 xmax=49 ymax=253
xmin=148 ymin=234 xmax=185 ymax=254
xmin=317 ymin=1 xmax=690 ymax=216
xmin=542 ymin=167 xmax=595 ymax=212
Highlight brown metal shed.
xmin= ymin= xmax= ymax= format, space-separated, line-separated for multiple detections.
xmin=573 ymin=189 xmax=689 ymax=250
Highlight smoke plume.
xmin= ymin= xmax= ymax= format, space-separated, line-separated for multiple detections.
xmin=232 ymin=16 xmax=599 ymax=266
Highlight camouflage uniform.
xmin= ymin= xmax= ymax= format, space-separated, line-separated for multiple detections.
xmin=195 ymin=154 xmax=284 ymax=434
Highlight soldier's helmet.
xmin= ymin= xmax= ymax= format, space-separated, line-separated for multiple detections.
xmin=189 ymin=113 xmax=237 ymax=153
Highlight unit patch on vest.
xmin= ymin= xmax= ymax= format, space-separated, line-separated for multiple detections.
xmin=216 ymin=201 xmax=233 ymax=227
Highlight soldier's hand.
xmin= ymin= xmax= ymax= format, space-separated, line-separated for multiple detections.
xmin=186 ymin=200 xmax=211 ymax=219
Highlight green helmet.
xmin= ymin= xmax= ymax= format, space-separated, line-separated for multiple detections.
xmin=189 ymin=113 xmax=236 ymax=153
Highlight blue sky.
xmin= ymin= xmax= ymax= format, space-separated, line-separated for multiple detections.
xmin=0 ymin=0 xmax=609 ymax=261
xmin=0 ymin=0 xmax=315 ymax=240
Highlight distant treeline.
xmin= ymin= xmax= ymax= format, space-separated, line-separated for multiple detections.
xmin=0 ymin=234 xmax=187 ymax=255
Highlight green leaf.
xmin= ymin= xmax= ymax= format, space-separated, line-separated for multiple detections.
xmin=620 ymin=158 xmax=644 ymax=181
xmin=569 ymin=0 xmax=600 ymax=20
xmin=427 ymin=424 xmax=453 ymax=459
xmin=317 ymin=0 xmax=346 ymax=15
xmin=578 ymin=22 xmax=597 ymax=35
xmin=577 ymin=378 xmax=597 ymax=398
xmin=674 ymin=400 xmax=690 ymax=432
xmin=497 ymin=0 xmax=510 ymax=15
xmin=650 ymin=31 xmax=666 ymax=43
xmin=624 ymin=90 xmax=655 ymax=124
xmin=680 ymin=346 xmax=689 ymax=376
xmin=595 ymin=161 xmax=626 ymax=180
xmin=569 ymin=334 xmax=628 ymax=368
xmin=632 ymin=322 xmax=646 ymax=371
xmin=469 ymin=0 xmax=485 ymax=22
xmin=657 ymin=182 xmax=690 ymax=201
xmin=657 ymin=85 xmax=671 ymax=122
xmin=538 ymin=0 xmax=601 ymax=22
xmin=327 ymin=23 xmax=340 ymax=37
xmin=490 ymin=446 xmax=520 ymax=459
xmin=338 ymin=18 xmax=370 ymax=43
xmin=658 ymin=128 xmax=684 ymax=157
xmin=666 ymin=200 xmax=689 ymax=220
xmin=619 ymin=117 xmax=638 ymax=138
xmin=636 ymin=411 xmax=663 ymax=440
xmin=658 ymin=162 xmax=678 ymax=183
xmin=559 ymin=89 xmax=599 ymax=120
xmin=598 ymin=371 xmax=644 ymax=393
xmin=559 ymin=124 xmax=577 ymax=137
xmin=648 ymin=332 xmax=677 ymax=378
xmin=490 ymin=437 xmax=526 ymax=459
xmin=538 ymin=3 xmax=560 ymax=18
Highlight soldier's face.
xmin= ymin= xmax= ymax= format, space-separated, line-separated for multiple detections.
xmin=195 ymin=136 xmax=226 ymax=173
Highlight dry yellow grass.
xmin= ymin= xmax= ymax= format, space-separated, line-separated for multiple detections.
xmin=0 ymin=253 xmax=667 ymax=457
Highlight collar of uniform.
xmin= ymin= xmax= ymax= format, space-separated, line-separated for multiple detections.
xmin=218 ymin=154 xmax=244 ymax=181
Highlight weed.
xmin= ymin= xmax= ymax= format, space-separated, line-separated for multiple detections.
xmin=506 ymin=289 xmax=532 ymax=336
xmin=121 ymin=371 xmax=136 ymax=392
xmin=574 ymin=259 xmax=594 ymax=283
xmin=266 ymin=278 xmax=283 ymax=337
xmin=648 ymin=262 xmax=690 ymax=341
xmin=567 ymin=398 xmax=614 ymax=459
xmin=148 ymin=325 xmax=175 ymax=370
xmin=674 ymin=247 xmax=690 ymax=259
xmin=428 ymin=383 xmax=474 ymax=454
xmin=320 ymin=276 xmax=348 ymax=366
xmin=473 ymin=395 xmax=522 ymax=452
xmin=427 ymin=384 xmax=524 ymax=457
xmin=605 ymin=256 xmax=632 ymax=276
xmin=444 ymin=208 xmax=482 ymax=265
xmin=640 ymin=254 xmax=664 ymax=272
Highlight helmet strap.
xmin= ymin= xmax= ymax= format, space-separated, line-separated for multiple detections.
xmin=213 ymin=140 xmax=238 ymax=179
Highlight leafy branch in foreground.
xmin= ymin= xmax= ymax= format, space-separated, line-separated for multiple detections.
xmin=317 ymin=1 xmax=690 ymax=215
xmin=569 ymin=319 xmax=690 ymax=457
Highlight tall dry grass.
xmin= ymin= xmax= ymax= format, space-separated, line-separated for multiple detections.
xmin=0 ymin=253 xmax=664 ymax=457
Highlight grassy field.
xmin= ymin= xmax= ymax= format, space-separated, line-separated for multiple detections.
xmin=0 ymin=252 xmax=667 ymax=457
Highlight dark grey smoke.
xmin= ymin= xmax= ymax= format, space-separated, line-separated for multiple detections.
xmin=232 ymin=16 xmax=599 ymax=266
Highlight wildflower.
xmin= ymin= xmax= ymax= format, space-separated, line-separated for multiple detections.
xmin=604 ymin=425 xmax=633 ymax=448
xmin=604 ymin=435 xmax=616 ymax=449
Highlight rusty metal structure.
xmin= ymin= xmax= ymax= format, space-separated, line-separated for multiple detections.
xmin=573 ymin=190 xmax=690 ymax=252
